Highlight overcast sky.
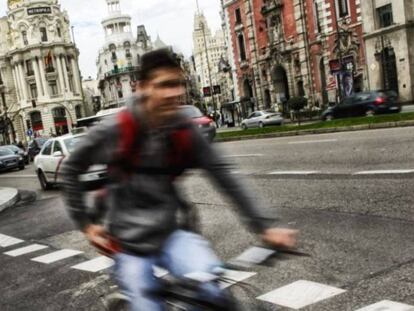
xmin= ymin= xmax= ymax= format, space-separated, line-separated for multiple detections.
xmin=0 ymin=0 xmax=222 ymax=79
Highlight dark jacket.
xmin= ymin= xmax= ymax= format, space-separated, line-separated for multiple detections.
xmin=62 ymin=98 xmax=267 ymax=255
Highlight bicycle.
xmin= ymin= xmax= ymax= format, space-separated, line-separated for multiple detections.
xmin=104 ymin=246 xmax=310 ymax=311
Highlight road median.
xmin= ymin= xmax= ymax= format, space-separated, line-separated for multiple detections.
xmin=216 ymin=113 xmax=414 ymax=142
xmin=0 ymin=188 xmax=19 ymax=213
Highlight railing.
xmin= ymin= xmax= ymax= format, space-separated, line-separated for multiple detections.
xmin=104 ymin=66 xmax=139 ymax=78
xmin=261 ymin=0 xmax=283 ymax=15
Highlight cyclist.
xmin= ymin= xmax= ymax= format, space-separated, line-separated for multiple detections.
xmin=62 ymin=49 xmax=297 ymax=311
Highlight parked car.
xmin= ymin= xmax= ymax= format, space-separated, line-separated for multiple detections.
xmin=28 ymin=137 xmax=48 ymax=162
xmin=0 ymin=147 xmax=24 ymax=172
xmin=179 ymin=105 xmax=216 ymax=141
xmin=3 ymin=145 xmax=29 ymax=165
xmin=241 ymin=111 xmax=284 ymax=130
xmin=321 ymin=91 xmax=401 ymax=121
xmin=34 ymin=133 xmax=107 ymax=190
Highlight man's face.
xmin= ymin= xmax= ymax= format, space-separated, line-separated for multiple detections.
xmin=138 ymin=68 xmax=186 ymax=124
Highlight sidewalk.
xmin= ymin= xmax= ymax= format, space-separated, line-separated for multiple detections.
xmin=0 ymin=188 xmax=19 ymax=213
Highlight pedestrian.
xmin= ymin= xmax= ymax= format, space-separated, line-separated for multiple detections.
xmin=62 ymin=48 xmax=297 ymax=311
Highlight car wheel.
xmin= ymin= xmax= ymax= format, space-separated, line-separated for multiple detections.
xmin=325 ymin=114 xmax=333 ymax=121
xmin=241 ymin=124 xmax=247 ymax=130
xmin=366 ymin=109 xmax=375 ymax=117
xmin=38 ymin=171 xmax=51 ymax=191
xmin=259 ymin=122 xmax=264 ymax=128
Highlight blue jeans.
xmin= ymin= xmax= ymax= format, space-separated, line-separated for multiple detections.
xmin=113 ymin=230 xmax=224 ymax=311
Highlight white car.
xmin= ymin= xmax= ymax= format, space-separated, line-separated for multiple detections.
xmin=34 ymin=132 xmax=107 ymax=190
xmin=241 ymin=111 xmax=284 ymax=130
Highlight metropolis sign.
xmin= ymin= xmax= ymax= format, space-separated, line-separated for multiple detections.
xmin=27 ymin=7 xmax=52 ymax=15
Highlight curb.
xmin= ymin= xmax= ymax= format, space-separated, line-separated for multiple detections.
xmin=0 ymin=188 xmax=20 ymax=213
xmin=215 ymin=120 xmax=414 ymax=143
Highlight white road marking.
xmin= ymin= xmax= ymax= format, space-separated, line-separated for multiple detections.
xmin=257 ymin=280 xmax=346 ymax=309
xmin=0 ymin=175 xmax=37 ymax=178
xmin=0 ymin=234 xmax=24 ymax=247
xmin=153 ymin=266 xmax=169 ymax=278
xmin=353 ymin=169 xmax=414 ymax=175
xmin=355 ymin=300 xmax=414 ymax=311
xmin=288 ymin=139 xmax=338 ymax=145
xmin=224 ymin=154 xmax=264 ymax=158
xmin=4 ymin=244 xmax=48 ymax=257
xmin=71 ymin=256 xmax=114 ymax=272
xmin=268 ymin=171 xmax=320 ymax=175
xmin=31 ymin=249 xmax=83 ymax=264
xmin=220 ymin=269 xmax=257 ymax=289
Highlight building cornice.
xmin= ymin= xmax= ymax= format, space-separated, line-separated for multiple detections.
xmin=364 ymin=22 xmax=414 ymax=40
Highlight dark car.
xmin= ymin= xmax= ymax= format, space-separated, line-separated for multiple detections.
xmin=321 ymin=91 xmax=401 ymax=121
xmin=179 ymin=105 xmax=216 ymax=142
xmin=3 ymin=145 xmax=29 ymax=165
xmin=28 ymin=137 xmax=48 ymax=162
xmin=0 ymin=147 xmax=24 ymax=172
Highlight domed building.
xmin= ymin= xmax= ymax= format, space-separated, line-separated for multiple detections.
xmin=96 ymin=0 xmax=152 ymax=109
xmin=0 ymin=0 xmax=84 ymax=142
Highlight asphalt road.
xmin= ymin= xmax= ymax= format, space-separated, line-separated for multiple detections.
xmin=0 ymin=126 xmax=413 ymax=311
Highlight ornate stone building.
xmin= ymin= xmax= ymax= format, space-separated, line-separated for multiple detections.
xmin=193 ymin=11 xmax=230 ymax=113
xmin=0 ymin=0 xmax=84 ymax=143
xmin=96 ymin=0 xmax=152 ymax=109
xmin=362 ymin=0 xmax=414 ymax=104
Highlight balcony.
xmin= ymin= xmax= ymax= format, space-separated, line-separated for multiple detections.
xmin=27 ymin=70 xmax=34 ymax=77
xmin=104 ymin=66 xmax=139 ymax=78
xmin=261 ymin=0 xmax=283 ymax=15
xmin=45 ymin=67 xmax=55 ymax=73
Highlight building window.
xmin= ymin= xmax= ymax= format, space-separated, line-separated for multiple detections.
xmin=235 ymin=8 xmax=242 ymax=24
xmin=30 ymin=83 xmax=38 ymax=99
xmin=377 ymin=4 xmax=393 ymax=28
xmin=313 ymin=1 xmax=322 ymax=33
xmin=49 ymin=81 xmax=58 ymax=95
xmin=26 ymin=60 xmax=34 ymax=76
xmin=40 ymin=27 xmax=48 ymax=42
xmin=57 ymin=27 xmax=61 ymax=38
xmin=75 ymin=105 xmax=82 ymax=119
xmin=0 ymin=70 xmax=3 ymax=85
xmin=22 ymin=31 xmax=28 ymax=45
xmin=336 ymin=0 xmax=349 ymax=18
xmin=238 ymin=34 xmax=247 ymax=61
xmin=111 ymin=51 xmax=117 ymax=62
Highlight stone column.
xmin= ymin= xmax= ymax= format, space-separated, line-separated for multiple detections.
xmin=71 ymin=57 xmax=82 ymax=95
xmin=38 ymin=57 xmax=49 ymax=98
xmin=12 ymin=67 xmax=22 ymax=101
xmin=33 ymin=58 xmax=44 ymax=98
xmin=56 ymin=56 xmax=66 ymax=94
xmin=61 ymin=56 xmax=71 ymax=93
xmin=18 ymin=63 xmax=29 ymax=101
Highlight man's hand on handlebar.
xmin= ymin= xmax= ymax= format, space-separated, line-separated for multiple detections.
xmin=261 ymin=228 xmax=299 ymax=250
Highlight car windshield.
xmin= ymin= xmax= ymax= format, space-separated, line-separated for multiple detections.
xmin=5 ymin=145 xmax=19 ymax=152
xmin=181 ymin=106 xmax=203 ymax=118
xmin=35 ymin=138 xmax=48 ymax=147
xmin=63 ymin=136 xmax=85 ymax=153
xmin=0 ymin=148 xmax=13 ymax=156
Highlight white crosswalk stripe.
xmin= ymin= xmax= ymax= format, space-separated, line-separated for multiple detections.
xmin=355 ymin=300 xmax=414 ymax=311
xmin=353 ymin=169 xmax=414 ymax=175
xmin=4 ymin=244 xmax=48 ymax=257
xmin=71 ymin=256 xmax=114 ymax=272
xmin=31 ymin=249 xmax=83 ymax=264
xmin=268 ymin=171 xmax=320 ymax=175
xmin=220 ymin=269 xmax=257 ymax=289
xmin=0 ymin=233 xmax=24 ymax=247
xmin=257 ymin=280 xmax=346 ymax=309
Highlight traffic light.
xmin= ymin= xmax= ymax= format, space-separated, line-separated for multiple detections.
xmin=203 ymin=87 xmax=211 ymax=97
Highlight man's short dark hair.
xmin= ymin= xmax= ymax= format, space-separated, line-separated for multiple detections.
xmin=139 ymin=49 xmax=181 ymax=81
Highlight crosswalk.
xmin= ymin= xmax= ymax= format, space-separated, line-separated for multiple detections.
xmin=1 ymin=232 xmax=413 ymax=310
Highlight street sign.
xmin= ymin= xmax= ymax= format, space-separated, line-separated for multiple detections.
xmin=27 ymin=129 xmax=33 ymax=137
xmin=213 ymin=85 xmax=221 ymax=95
xmin=329 ymin=59 xmax=342 ymax=74
xmin=203 ymin=87 xmax=212 ymax=97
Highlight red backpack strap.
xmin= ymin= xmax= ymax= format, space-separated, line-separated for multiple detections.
xmin=169 ymin=124 xmax=194 ymax=173
xmin=112 ymin=109 xmax=142 ymax=173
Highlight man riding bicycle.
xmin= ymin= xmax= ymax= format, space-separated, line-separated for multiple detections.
xmin=62 ymin=49 xmax=297 ymax=310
